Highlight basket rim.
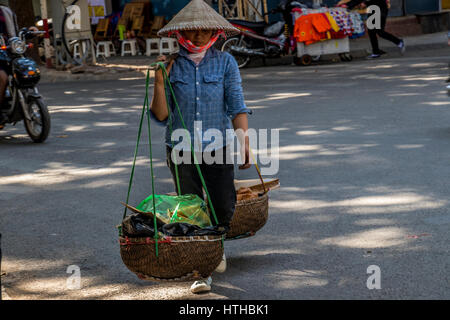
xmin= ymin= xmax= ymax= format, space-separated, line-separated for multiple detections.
xmin=119 ymin=234 xmax=224 ymax=245
xmin=236 ymin=191 xmax=269 ymax=205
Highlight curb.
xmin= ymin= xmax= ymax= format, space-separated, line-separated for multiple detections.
xmin=37 ymin=36 xmax=447 ymax=82
xmin=348 ymin=43 xmax=448 ymax=60
xmin=39 ymin=69 xmax=147 ymax=84
xmin=245 ymin=40 xmax=447 ymax=68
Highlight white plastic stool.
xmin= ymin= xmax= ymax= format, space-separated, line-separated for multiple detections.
xmin=96 ymin=41 xmax=116 ymax=58
xmin=73 ymin=41 xmax=88 ymax=59
xmin=159 ymin=37 xmax=179 ymax=55
xmin=171 ymin=39 xmax=179 ymax=52
xmin=121 ymin=39 xmax=138 ymax=56
xmin=145 ymin=38 xmax=160 ymax=56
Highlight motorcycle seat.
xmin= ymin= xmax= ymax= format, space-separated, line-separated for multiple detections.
xmin=228 ymin=19 xmax=267 ymax=32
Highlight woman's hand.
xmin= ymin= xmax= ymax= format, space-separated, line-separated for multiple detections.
xmin=155 ymin=55 xmax=174 ymax=87
xmin=239 ymin=136 xmax=251 ymax=170
xmin=232 ymin=113 xmax=251 ymax=170
xmin=151 ymin=55 xmax=174 ymax=122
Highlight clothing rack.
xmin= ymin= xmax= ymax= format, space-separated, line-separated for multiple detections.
xmin=292 ymin=7 xmax=359 ymax=66
xmin=291 ymin=7 xmax=349 ymax=21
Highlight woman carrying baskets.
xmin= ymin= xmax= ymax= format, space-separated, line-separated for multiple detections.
xmin=150 ymin=0 xmax=251 ymax=294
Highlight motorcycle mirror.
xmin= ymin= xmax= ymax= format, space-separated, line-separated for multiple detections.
xmin=18 ymin=27 xmax=29 ymax=40
xmin=290 ymin=1 xmax=304 ymax=7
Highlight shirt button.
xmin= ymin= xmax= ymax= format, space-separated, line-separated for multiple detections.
xmin=196 ymin=82 xmax=199 ymax=85
xmin=196 ymin=112 xmax=200 ymax=116
xmin=196 ymin=97 xmax=199 ymax=100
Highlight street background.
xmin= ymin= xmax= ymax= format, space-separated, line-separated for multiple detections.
xmin=1 ymin=41 xmax=450 ymax=299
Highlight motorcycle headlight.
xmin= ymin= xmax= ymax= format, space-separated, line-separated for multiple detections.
xmin=9 ymin=38 xmax=27 ymax=55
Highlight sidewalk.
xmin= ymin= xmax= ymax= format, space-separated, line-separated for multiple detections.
xmin=40 ymin=56 xmax=155 ymax=84
xmin=348 ymin=31 xmax=449 ymax=58
xmin=39 ymin=31 xmax=448 ymax=83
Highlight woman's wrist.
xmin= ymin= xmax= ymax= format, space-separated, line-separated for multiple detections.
xmin=155 ymin=82 xmax=165 ymax=90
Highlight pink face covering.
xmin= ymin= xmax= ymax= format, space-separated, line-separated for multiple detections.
xmin=170 ymin=30 xmax=225 ymax=54
xmin=188 ymin=51 xmax=207 ymax=65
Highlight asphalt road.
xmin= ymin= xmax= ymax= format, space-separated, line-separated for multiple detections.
xmin=1 ymin=48 xmax=450 ymax=299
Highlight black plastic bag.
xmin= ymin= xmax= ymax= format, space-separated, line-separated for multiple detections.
xmin=194 ymin=225 xmax=228 ymax=236
xmin=122 ymin=213 xmax=163 ymax=238
xmin=162 ymin=223 xmax=227 ymax=236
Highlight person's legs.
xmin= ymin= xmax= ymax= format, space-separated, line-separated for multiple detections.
xmin=166 ymin=146 xmax=203 ymax=197
xmin=167 ymin=146 xmax=235 ymax=292
xmin=376 ymin=14 xmax=402 ymax=46
xmin=368 ymin=28 xmax=381 ymax=55
xmin=166 ymin=146 xmax=236 ymax=227
xmin=368 ymin=13 xmax=403 ymax=58
xmin=201 ymin=147 xmax=236 ymax=229
xmin=377 ymin=29 xmax=402 ymax=46
xmin=167 ymin=147 xmax=231 ymax=293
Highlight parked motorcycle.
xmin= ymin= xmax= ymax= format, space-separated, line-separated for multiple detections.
xmin=0 ymin=28 xmax=50 ymax=143
xmin=221 ymin=1 xmax=306 ymax=68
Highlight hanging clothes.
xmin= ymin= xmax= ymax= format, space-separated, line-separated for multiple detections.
xmin=293 ymin=8 xmax=364 ymax=43
xmin=329 ymin=8 xmax=353 ymax=37
xmin=325 ymin=13 xmax=340 ymax=33
xmin=294 ymin=13 xmax=333 ymax=45
xmin=319 ymin=13 xmax=341 ymax=41
xmin=348 ymin=11 xmax=365 ymax=39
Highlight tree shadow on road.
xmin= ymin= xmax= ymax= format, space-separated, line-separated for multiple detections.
xmin=1 ymin=60 xmax=450 ymax=299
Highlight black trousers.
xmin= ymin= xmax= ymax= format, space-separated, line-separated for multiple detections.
xmin=368 ymin=13 xmax=401 ymax=54
xmin=166 ymin=146 xmax=236 ymax=228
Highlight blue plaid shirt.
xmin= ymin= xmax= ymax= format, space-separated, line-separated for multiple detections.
xmin=152 ymin=47 xmax=250 ymax=151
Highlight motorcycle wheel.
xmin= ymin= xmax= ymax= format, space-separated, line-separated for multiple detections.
xmin=24 ymin=97 xmax=51 ymax=143
xmin=221 ymin=37 xmax=251 ymax=69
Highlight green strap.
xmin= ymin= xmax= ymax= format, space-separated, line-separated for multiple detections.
xmin=122 ymin=79 xmax=147 ymax=221
xmin=144 ymin=72 xmax=159 ymax=256
xmin=122 ymin=70 xmax=159 ymax=256
xmin=163 ymin=72 xmax=181 ymax=195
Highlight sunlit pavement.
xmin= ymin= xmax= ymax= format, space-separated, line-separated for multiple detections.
xmin=1 ymin=47 xmax=449 ymax=299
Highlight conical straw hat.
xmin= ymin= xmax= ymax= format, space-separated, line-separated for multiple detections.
xmin=157 ymin=0 xmax=239 ymax=38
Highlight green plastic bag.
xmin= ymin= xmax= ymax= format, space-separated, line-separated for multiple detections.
xmin=136 ymin=194 xmax=212 ymax=228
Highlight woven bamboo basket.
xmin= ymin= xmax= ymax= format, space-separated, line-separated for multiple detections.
xmin=119 ymin=234 xmax=224 ymax=281
xmin=226 ymin=192 xmax=269 ymax=239
xmin=225 ymin=176 xmax=279 ymax=240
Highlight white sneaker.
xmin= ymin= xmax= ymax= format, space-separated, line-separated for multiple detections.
xmin=367 ymin=53 xmax=381 ymax=59
xmin=190 ymin=276 xmax=212 ymax=294
xmin=215 ymin=253 xmax=227 ymax=273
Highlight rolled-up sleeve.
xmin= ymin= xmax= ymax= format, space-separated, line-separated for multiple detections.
xmin=224 ymin=55 xmax=251 ymax=119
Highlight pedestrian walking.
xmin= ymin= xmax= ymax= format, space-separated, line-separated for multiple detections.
xmin=340 ymin=0 xmax=406 ymax=58
xmin=150 ymin=0 xmax=251 ymax=294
